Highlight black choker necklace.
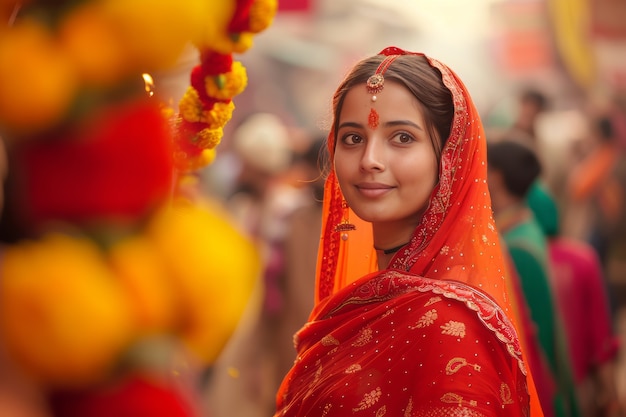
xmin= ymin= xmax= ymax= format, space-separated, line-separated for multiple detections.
xmin=374 ymin=242 xmax=409 ymax=255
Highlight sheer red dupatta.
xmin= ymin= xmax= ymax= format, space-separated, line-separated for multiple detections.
xmin=314 ymin=48 xmax=545 ymax=416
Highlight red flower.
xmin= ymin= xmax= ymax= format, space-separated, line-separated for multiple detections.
xmin=227 ymin=0 xmax=256 ymax=33
xmin=199 ymin=51 xmax=233 ymax=76
xmin=15 ymin=98 xmax=174 ymax=228
xmin=49 ymin=374 xmax=196 ymax=417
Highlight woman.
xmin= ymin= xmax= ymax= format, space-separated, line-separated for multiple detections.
xmin=274 ymin=47 xmax=539 ymax=416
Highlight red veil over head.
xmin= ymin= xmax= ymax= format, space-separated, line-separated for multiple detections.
xmin=315 ymin=47 xmax=544 ymax=416
xmin=317 ymin=48 xmax=508 ymax=308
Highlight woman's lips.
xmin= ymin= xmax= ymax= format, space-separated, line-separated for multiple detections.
xmin=355 ymin=183 xmax=394 ymax=198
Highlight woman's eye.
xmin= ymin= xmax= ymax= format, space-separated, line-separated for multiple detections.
xmin=343 ymin=134 xmax=363 ymax=145
xmin=394 ymin=132 xmax=414 ymax=144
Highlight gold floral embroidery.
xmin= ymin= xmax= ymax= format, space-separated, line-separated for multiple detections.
xmin=352 ymin=387 xmax=382 ymax=412
xmin=352 ymin=327 xmax=373 ymax=347
xmin=376 ymin=405 xmax=387 ymax=416
xmin=321 ymin=403 xmax=332 ymax=416
xmin=441 ymin=392 xmax=478 ymax=407
xmin=404 ymin=397 xmax=413 ymax=417
xmin=424 ymin=296 xmax=442 ymax=307
xmin=440 ymin=246 xmax=450 ymax=255
xmin=445 ymin=357 xmax=481 ymax=375
xmin=441 ymin=320 xmax=466 ymax=337
xmin=414 ymin=406 xmax=487 ymax=417
xmin=312 ymin=359 xmax=322 ymax=385
xmin=500 ymin=383 xmax=514 ymax=405
xmin=344 ymin=364 xmax=362 ymax=374
xmin=381 ymin=308 xmax=395 ymax=318
xmin=409 ymin=309 xmax=438 ymax=329
xmin=321 ymin=334 xmax=339 ymax=346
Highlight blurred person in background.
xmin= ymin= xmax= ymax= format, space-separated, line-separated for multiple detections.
xmin=488 ymin=139 xmax=580 ymax=417
xmin=509 ymin=88 xmax=550 ymax=146
xmin=529 ymin=185 xmax=622 ymax=417
xmin=567 ymin=101 xmax=626 ymax=280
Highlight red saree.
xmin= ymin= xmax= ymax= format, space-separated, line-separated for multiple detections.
xmin=274 ymin=49 xmax=540 ymax=416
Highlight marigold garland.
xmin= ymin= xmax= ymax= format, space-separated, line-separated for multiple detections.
xmin=0 ymin=1 xmax=277 ymax=410
xmin=0 ymin=0 xmax=216 ymax=136
xmin=204 ymin=61 xmax=248 ymax=100
xmin=0 ymin=201 xmax=261 ymax=387
xmin=171 ymin=0 xmax=277 ymax=173
xmin=0 ymin=233 xmax=135 ymax=387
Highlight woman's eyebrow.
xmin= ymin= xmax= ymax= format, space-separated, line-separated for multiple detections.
xmin=384 ymin=120 xmax=423 ymax=131
xmin=338 ymin=120 xmax=423 ymax=131
xmin=337 ymin=121 xmax=364 ymax=130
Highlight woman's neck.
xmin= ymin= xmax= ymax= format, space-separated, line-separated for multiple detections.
xmin=372 ymin=221 xmax=415 ymax=270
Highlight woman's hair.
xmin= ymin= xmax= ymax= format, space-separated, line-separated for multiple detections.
xmin=330 ymin=54 xmax=454 ymax=165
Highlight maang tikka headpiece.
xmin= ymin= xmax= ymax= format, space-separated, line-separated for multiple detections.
xmin=366 ymin=55 xmax=398 ymax=98
xmin=366 ymin=46 xmax=410 ymax=99
xmin=366 ymin=48 xmax=402 ymax=129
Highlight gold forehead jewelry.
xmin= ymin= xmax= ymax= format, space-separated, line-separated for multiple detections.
xmin=366 ymin=54 xmax=400 ymax=96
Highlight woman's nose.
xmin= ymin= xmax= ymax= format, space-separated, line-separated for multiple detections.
xmin=360 ymin=140 xmax=385 ymax=172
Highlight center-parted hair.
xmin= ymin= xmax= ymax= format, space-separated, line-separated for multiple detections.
xmin=330 ymin=54 xmax=454 ymax=163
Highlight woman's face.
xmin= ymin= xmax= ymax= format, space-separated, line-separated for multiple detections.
xmin=334 ymin=81 xmax=440 ymax=231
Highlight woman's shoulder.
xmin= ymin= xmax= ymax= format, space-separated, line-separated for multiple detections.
xmin=318 ymin=270 xmax=524 ymax=365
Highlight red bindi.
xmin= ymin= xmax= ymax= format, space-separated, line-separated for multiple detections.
xmin=368 ymin=108 xmax=379 ymax=129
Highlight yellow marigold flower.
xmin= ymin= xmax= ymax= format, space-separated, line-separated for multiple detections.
xmin=174 ymin=148 xmax=217 ymax=173
xmin=178 ymin=86 xmax=204 ymax=123
xmin=231 ymin=32 xmax=255 ymax=54
xmin=195 ymin=127 xmax=223 ymax=149
xmin=0 ymin=234 xmax=134 ymax=387
xmin=249 ymin=0 xmax=278 ymax=33
xmin=205 ymin=61 xmax=248 ymax=100
xmin=211 ymin=32 xmax=254 ymax=55
xmin=190 ymin=0 xmax=236 ymax=50
xmin=0 ymin=19 xmax=77 ymax=135
xmin=101 ymin=0 xmax=211 ymax=72
xmin=109 ymin=236 xmax=179 ymax=335
xmin=147 ymin=200 xmax=261 ymax=365
xmin=178 ymin=89 xmax=234 ymax=128
xmin=195 ymin=148 xmax=217 ymax=169
xmin=203 ymin=101 xmax=235 ymax=129
xmin=59 ymin=2 xmax=127 ymax=87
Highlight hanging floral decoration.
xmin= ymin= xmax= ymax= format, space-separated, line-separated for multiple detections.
xmin=172 ymin=0 xmax=278 ymax=173
xmin=0 ymin=0 xmax=277 ymax=415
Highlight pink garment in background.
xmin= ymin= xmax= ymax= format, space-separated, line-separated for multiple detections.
xmin=548 ymin=237 xmax=620 ymax=383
